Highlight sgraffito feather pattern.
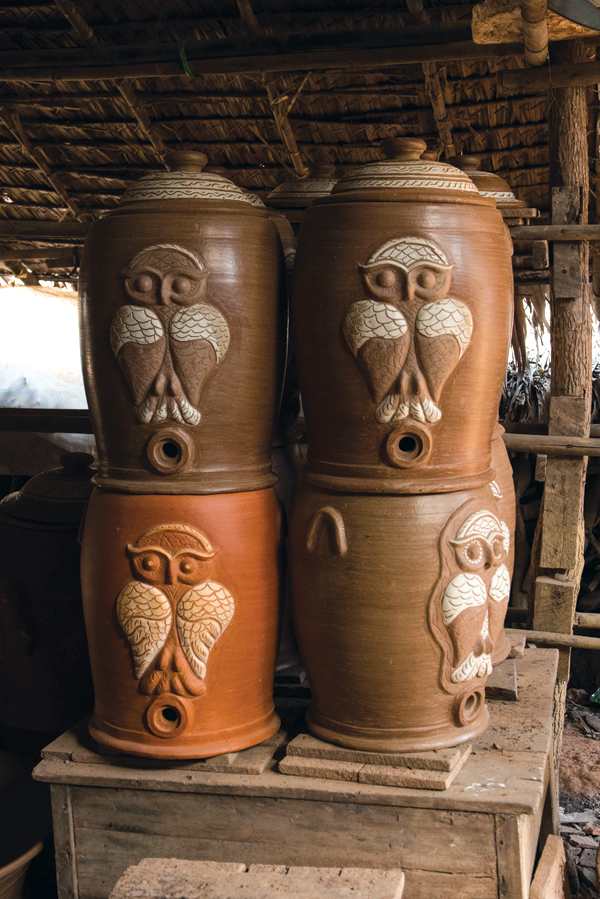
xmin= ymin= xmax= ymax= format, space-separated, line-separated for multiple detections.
xmin=116 ymin=581 xmax=172 ymax=678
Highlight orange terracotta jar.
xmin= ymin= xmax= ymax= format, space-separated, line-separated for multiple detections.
xmin=289 ymin=479 xmax=512 ymax=751
xmin=292 ymin=138 xmax=513 ymax=494
xmin=80 ymin=488 xmax=282 ymax=758
xmin=79 ymin=151 xmax=285 ymax=495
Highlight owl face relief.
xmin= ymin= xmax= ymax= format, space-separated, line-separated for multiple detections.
xmin=116 ymin=523 xmax=235 ymax=697
xmin=343 ymin=237 xmax=472 ymax=425
xmin=429 ymin=504 xmax=511 ymax=692
xmin=110 ymin=243 xmax=231 ymax=427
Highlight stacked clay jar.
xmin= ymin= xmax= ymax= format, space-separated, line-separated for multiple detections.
xmin=289 ymin=138 xmax=515 ymax=751
xmin=78 ymin=152 xmax=285 ymax=758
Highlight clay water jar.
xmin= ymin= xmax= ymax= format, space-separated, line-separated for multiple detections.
xmin=490 ymin=422 xmax=516 ymax=665
xmin=448 ymin=155 xmax=527 ymax=211
xmin=289 ymin=478 xmax=512 ymax=751
xmin=292 ymin=137 xmax=513 ymax=494
xmin=80 ymin=487 xmax=282 ymax=758
xmin=267 ymin=163 xmax=338 ymax=237
xmin=0 ymin=453 xmax=94 ymax=734
xmin=79 ymin=151 xmax=285 ymax=495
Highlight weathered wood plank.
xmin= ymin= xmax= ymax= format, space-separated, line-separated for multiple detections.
xmin=486 ymin=658 xmax=518 ymax=701
xmin=530 ymin=834 xmax=567 ymax=899
xmin=50 ymin=784 xmax=78 ymax=899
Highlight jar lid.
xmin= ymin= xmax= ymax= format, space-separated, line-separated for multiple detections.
xmin=119 ymin=152 xmax=255 ymax=206
xmin=242 ymin=188 xmax=267 ymax=208
xmin=330 ymin=138 xmax=480 ymax=200
xmin=448 ymin=155 xmax=526 ymax=208
xmin=267 ymin=163 xmax=338 ymax=208
xmin=0 ymin=453 xmax=94 ymax=525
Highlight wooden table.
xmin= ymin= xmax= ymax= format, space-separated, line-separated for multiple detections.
xmin=34 ymin=648 xmax=558 ymax=899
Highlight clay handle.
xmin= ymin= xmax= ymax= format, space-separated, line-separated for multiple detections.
xmin=448 ymin=154 xmax=481 ymax=173
xmin=165 ymin=151 xmax=209 ymax=173
xmin=381 ymin=137 xmax=427 ymax=161
xmin=306 ymin=506 xmax=348 ymax=557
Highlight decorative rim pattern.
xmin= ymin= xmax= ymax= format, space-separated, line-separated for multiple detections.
xmin=478 ymin=190 xmax=520 ymax=202
xmin=120 ymin=172 xmax=254 ymax=205
xmin=333 ymin=161 xmax=479 ymax=194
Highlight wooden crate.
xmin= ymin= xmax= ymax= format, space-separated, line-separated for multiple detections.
xmin=34 ymin=648 xmax=558 ymax=899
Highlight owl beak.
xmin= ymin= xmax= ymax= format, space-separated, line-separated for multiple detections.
xmin=159 ymin=281 xmax=172 ymax=306
xmin=165 ymin=560 xmax=177 ymax=584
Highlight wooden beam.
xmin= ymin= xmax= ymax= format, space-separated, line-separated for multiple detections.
xmin=498 ymin=58 xmax=600 ymax=92
xmin=520 ymin=0 xmax=549 ymax=65
xmin=517 ymin=628 xmax=600 ymax=650
xmin=502 ymin=433 xmax=600 ymax=455
xmin=533 ymin=39 xmax=592 ymax=787
xmin=0 ymin=30 xmax=528 ymax=81
xmin=0 ymin=246 xmax=78 ymax=264
xmin=0 ymin=221 xmax=88 ymax=239
xmin=0 ymin=408 xmax=93 ymax=433
xmin=509 ymin=224 xmax=600 ymax=239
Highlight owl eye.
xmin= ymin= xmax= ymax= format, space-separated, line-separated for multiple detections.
xmin=142 ymin=553 xmax=161 ymax=571
xmin=491 ymin=536 xmax=505 ymax=560
xmin=411 ymin=267 xmax=449 ymax=297
xmin=135 ymin=274 xmax=154 ymax=293
xmin=172 ymin=276 xmax=191 ymax=295
xmin=124 ymin=271 xmax=160 ymax=302
xmin=179 ymin=558 xmax=197 ymax=575
xmin=465 ymin=541 xmax=483 ymax=564
xmin=376 ymin=268 xmax=397 ymax=288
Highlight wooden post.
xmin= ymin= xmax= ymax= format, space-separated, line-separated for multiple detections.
xmin=533 ymin=40 xmax=592 ymax=782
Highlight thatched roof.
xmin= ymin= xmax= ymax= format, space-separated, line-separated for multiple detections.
xmin=0 ymin=0 xmax=584 ymax=278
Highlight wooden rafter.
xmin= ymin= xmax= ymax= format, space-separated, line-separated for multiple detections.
xmin=53 ymin=0 xmax=166 ymax=163
xmin=236 ymin=0 xmax=305 ymax=177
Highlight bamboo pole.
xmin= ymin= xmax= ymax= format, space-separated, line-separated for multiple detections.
xmin=509 ymin=224 xmax=600 ymax=240
xmin=518 ymin=630 xmax=600 ymax=650
xmin=520 ymin=0 xmax=549 ymax=66
xmin=502 ymin=434 xmax=600 ymax=455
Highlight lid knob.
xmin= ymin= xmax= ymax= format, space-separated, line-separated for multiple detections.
xmin=448 ymin=154 xmax=481 ymax=173
xmin=381 ymin=137 xmax=427 ymax=161
xmin=59 ymin=452 xmax=95 ymax=477
xmin=165 ymin=151 xmax=208 ymax=173
xmin=420 ymin=149 xmax=439 ymax=161
xmin=308 ymin=163 xmax=336 ymax=179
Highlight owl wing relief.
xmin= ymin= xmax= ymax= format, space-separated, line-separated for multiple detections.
xmin=176 ymin=580 xmax=235 ymax=680
xmin=169 ymin=303 xmax=230 ymax=410
xmin=415 ymin=298 xmax=473 ymax=404
xmin=343 ymin=300 xmax=409 ymax=418
xmin=116 ymin=580 xmax=172 ymax=679
xmin=441 ymin=572 xmax=491 ymax=684
xmin=110 ymin=305 xmax=166 ymax=409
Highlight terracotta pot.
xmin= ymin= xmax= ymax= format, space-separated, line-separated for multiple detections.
xmin=79 ymin=151 xmax=285 ymax=495
xmin=448 ymin=155 xmax=527 ymax=210
xmin=490 ymin=422 xmax=516 ymax=665
xmin=80 ymin=487 xmax=282 ymax=758
xmin=0 ymin=453 xmax=94 ymax=733
xmin=0 ymin=843 xmax=43 ymax=899
xmin=292 ymin=138 xmax=513 ymax=493
xmin=290 ymin=479 xmax=513 ymax=751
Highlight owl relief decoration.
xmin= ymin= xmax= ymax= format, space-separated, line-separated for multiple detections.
xmin=429 ymin=504 xmax=511 ymax=691
xmin=110 ymin=244 xmax=230 ymax=426
xmin=116 ymin=523 xmax=235 ymax=696
xmin=343 ymin=237 xmax=473 ymax=425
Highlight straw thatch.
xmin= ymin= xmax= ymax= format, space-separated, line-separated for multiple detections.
xmin=0 ymin=0 xmax=580 ymax=278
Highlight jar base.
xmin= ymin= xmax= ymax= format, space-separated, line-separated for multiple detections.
xmin=491 ymin=636 xmax=512 ymax=667
xmin=305 ymin=704 xmax=489 ymax=754
xmin=89 ymin=710 xmax=280 ymax=760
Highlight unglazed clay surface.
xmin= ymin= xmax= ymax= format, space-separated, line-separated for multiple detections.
xmin=289 ymin=480 xmax=498 ymax=752
xmin=343 ymin=237 xmax=472 ymax=426
xmin=116 ymin=523 xmax=234 ymax=696
xmin=111 ymin=244 xmax=230 ymax=427
xmin=81 ymin=489 xmax=281 ymax=758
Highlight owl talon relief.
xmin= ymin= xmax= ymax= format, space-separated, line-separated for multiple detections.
xmin=79 ymin=153 xmax=283 ymax=758
xmin=290 ymin=137 xmax=514 ymax=752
